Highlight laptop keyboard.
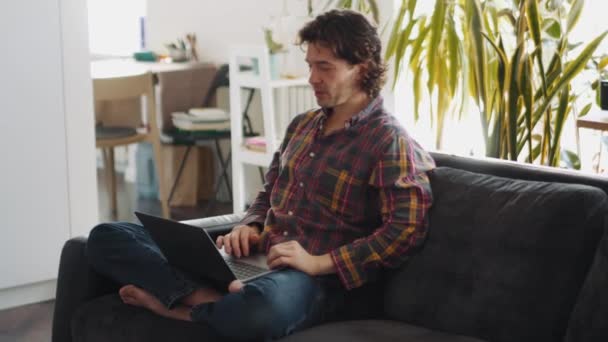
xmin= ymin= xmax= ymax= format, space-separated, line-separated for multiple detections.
xmin=224 ymin=258 xmax=268 ymax=280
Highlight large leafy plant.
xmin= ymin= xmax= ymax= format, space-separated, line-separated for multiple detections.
xmin=386 ymin=0 xmax=607 ymax=167
xmin=307 ymin=0 xmax=380 ymax=24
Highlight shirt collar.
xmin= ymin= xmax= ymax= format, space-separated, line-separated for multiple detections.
xmin=319 ymin=96 xmax=383 ymax=130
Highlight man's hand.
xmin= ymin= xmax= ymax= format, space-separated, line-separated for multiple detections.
xmin=216 ymin=224 xmax=261 ymax=258
xmin=267 ymin=240 xmax=335 ymax=276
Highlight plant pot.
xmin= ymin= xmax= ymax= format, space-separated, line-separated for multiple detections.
xmin=269 ymin=53 xmax=283 ymax=79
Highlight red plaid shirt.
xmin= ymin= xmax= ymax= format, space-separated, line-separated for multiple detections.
xmin=240 ymin=97 xmax=435 ymax=289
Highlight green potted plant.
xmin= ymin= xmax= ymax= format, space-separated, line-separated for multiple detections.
xmin=386 ymin=0 xmax=607 ymax=168
xmin=263 ymin=28 xmax=287 ymax=79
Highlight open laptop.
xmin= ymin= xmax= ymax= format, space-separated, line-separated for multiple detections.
xmin=134 ymin=211 xmax=276 ymax=289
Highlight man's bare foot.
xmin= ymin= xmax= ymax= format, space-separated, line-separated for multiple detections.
xmin=180 ymin=287 xmax=222 ymax=307
xmin=118 ymin=285 xmax=191 ymax=321
xmin=229 ymin=280 xmax=244 ymax=293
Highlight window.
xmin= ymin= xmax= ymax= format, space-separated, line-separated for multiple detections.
xmin=87 ymin=0 xmax=146 ymax=57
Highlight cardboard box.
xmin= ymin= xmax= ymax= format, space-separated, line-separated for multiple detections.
xmin=161 ymin=144 xmax=215 ymax=207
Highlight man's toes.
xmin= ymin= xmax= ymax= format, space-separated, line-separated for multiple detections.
xmin=119 ymin=285 xmax=144 ymax=306
xmin=228 ymin=280 xmax=244 ymax=293
xmin=119 ymin=284 xmax=138 ymax=296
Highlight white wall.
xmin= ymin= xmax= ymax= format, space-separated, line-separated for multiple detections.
xmin=147 ymin=0 xmax=304 ymax=64
xmin=0 ymin=0 xmax=97 ymax=310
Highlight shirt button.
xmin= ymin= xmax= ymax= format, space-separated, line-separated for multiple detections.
xmin=309 ymin=152 xmax=315 ymax=158
xmin=283 ymin=231 xmax=288 ymax=236
xmin=299 ymin=182 xmax=304 ymax=187
xmin=288 ymin=211 xmax=293 ymax=216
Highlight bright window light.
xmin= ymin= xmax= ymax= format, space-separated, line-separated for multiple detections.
xmin=87 ymin=0 xmax=146 ymax=57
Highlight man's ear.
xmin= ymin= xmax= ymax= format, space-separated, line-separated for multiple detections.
xmin=356 ymin=62 xmax=369 ymax=84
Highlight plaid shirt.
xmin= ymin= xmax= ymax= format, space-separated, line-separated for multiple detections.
xmin=240 ymin=97 xmax=435 ymax=290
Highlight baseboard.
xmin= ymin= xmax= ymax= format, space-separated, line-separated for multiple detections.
xmin=0 ymin=279 xmax=57 ymax=311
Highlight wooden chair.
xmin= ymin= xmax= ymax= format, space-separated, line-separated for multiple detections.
xmin=94 ymin=72 xmax=170 ymax=219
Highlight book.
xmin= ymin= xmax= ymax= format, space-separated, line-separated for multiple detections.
xmin=244 ymin=136 xmax=267 ymax=152
xmin=172 ymin=119 xmax=231 ymax=131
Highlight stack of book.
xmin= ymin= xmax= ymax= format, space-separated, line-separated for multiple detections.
xmin=171 ymin=108 xmax=230 ymax=131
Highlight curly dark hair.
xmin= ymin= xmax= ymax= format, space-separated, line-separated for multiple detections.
xmin=297 ymin=9 xmax=387 ymax=98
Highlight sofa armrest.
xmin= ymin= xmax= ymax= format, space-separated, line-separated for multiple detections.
xmin=182 ymin=212 xmax=246 ymax=239
xmin=52 ymin=212 xmax=246 ymax=342
xmin=52 ymin=236 xmax=119 ymax=342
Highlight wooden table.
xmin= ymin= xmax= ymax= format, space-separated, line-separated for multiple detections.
xmin=576 ymin=110 xmax=608 ymax=173
xmin=91 ymin=58 xmax=212 ymax=79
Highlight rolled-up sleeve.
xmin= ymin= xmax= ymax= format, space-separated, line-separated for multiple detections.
xmin=330 ymin=135 xmax=434 ymax=290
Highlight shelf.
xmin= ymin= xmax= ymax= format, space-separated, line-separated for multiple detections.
xmin=235 ymin=73 xmax=309 ymax=89
xmin=235 ymin=147 xmax=273 ymax=167
xmin=230 ymin=44 xmax=315 ymax=213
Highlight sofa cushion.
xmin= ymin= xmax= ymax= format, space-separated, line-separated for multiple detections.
xmin=71 ymin=294 xmax=222 ymax=342
xmin=281 ymin=320 xmax=486 ymax=342
xmin=566 ymin=225 xmax=608 ymax=341
xmin=384 ymin=167 xmax=608 ymax=342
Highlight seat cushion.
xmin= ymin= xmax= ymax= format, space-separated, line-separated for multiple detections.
xmin=95 ymin=126 xmax=137 ymax=140
xmin=566 ymin=226 xmax=608 ymax=341
xmin=71 ymin=294 xmax=222 ymax=342
xmin=384 ymin=167 xmax=608 ymax=342
xmin=281 ymin=320 xmax=486 ymax=342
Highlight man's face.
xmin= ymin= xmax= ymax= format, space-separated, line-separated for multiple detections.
xmin=305 ymin=43 xmax=364 ymax=108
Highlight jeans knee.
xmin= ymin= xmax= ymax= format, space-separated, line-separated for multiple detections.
xmin=86 ymin=223 xmax=128 ymax=267
xmin=212 ymin=287 xmax=285 ymax=341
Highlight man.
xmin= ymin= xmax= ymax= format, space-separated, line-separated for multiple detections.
xmin=87 ymin=9 xmax=435 ymax=341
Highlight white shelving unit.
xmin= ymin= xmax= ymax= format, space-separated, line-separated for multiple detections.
xmin=229 ymin=45 xmax=314 ymax=213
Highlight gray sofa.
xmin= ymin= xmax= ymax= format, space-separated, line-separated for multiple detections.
xmin=52 ymin=152 xmax=608 ymax=342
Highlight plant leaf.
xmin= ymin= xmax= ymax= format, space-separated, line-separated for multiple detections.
xmin=409 ymin=16 xmax=429 ymax=71
xmin=498 ymin=8 xmax=517 ymax=27
xmin=561 ymin=149 xmax=581 ymax=169
xmin=366 ymin=0 xmax=380 ymax=24
xmin=578 ymin=103 xmax=592 ymax=117
xmin=567 ymin=0 xmax=585 ymax=33
xmin=447 ymin=19 xmax=460 ymax=96
xmin=600 ymin=56 xmax=608 ymax=70
xmin=427 ymin=0 xmax=446 ymax=91
xmin=467 ymin=0 xmax=489 ymax=144
xmin=413 ymin=60 xmax=423 ymax=122
xmin=532 ymin=31 xmax=608 ymax=129
xmin=385 ymin=1 xmax=407 ymax=60
xmin=544 ymin=18 xmax=561 ymax=39
xmin=550 ymin=85 xmax=570 ymax=165
xmin=526 ymin=0 xmax=548 ymax=97
xmin=408 ymin=0 xmax=417 ymax=17
xmin=392 ymin=22 xmax=415 ymax=88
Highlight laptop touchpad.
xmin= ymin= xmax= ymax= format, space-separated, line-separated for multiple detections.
xmin=218 ymin=246 xmax=270 ymax=270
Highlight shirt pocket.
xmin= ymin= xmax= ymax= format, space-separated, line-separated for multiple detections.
xmin=308 ymin=166 xmax=367 ymax=218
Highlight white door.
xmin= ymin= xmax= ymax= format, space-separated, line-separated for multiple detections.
xmin=0 ymin=1 xmax=72 ymax=289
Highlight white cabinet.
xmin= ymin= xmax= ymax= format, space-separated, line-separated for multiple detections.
xmin=0 ymin=0 xmax=97 ymax=310
xmin=229 ymin=45 xmax=315 ymax=213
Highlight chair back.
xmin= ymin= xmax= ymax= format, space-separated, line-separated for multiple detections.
xmin=93 ymin=72 xmax=154 ymax=101
xmin=202 ymin=64 xmax=229 ymax=107
xmin=93 ymin=72 xmax=157 ymax=130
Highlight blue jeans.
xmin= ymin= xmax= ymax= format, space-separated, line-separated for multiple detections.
xmin=87 ymin=222 xmax=347 ymax=341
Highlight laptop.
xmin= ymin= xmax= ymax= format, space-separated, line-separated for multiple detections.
xmin=134 ymin=211 xmax=276 ymax=289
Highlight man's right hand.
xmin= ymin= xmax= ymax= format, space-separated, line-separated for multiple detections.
xmin=215 ymin=224 xmax=261 ymax=258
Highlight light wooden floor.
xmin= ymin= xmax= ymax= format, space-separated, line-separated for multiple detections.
xmin=0 ymin=169 xmax=232 ymax=342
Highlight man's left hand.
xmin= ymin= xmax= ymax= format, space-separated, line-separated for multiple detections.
xmin=267 ymin=240 xmax=320 ymax=275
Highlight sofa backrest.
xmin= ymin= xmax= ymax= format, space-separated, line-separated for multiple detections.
xmin=383 ymin=164 xmax=608 ymax=342
xmin=431 ymin=151 xmax=608 ymax=195
xmin=565 ymin=215 xmax=608 ymax=341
